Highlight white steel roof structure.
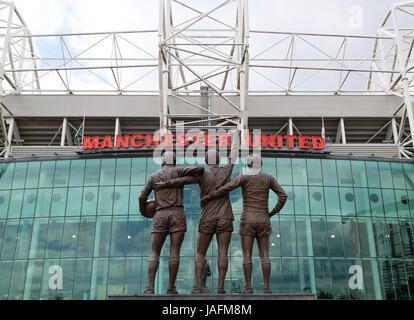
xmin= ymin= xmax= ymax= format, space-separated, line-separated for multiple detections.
xmin=0 ymin=0 xmax=413 ymax=159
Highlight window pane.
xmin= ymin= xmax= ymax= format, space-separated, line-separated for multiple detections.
xmin=113 ymin=186 xmax=129 ymax=215
xmin=107 ymin=258 xmax=125 ymax=295
xmin=324 ymin=187 xmax=341 ymax=216
xmin=280 ymin=186 xmax=293 ymax=214
xmin=84 ymin=159 xmax=101 ymax=186
xmin=23 ymin=260 xmax=43 ymax=300
xmin=357 ymin=218 xmax=377 ymax=258
xmin=38 ymin=161 xmax=56 ymax=188
xmin=100 ymin=159 xmax=116 ymax=186
xmin=111 ymin=216 xmax=128 ymax=257
xmin=378 ymin=162 xmax=393 ymax=188
xmin=296 ymin=216 xmax=313 ymax=256
xmin=94 ymin=217 xmax=112 ymax=257
xmin=147 ymin=158 xmax=160 ymax=178
xmin=390 ymin=259 xmax=410 ymax=300
xmin=403 ymin=163 xmax=414 ymax=190
xmin=90 ymin=258 xmax=109 ymax=300
xmin=8 ymin=261 xmax=28 ymax=300
xmin=127 ymin=217 xmax=145 ymax=257
xmin=282 ymin=258 xmax=300 ymax=293
xmin=293 ymin=186 xmax=309 ymax=215
xmin=391 ymin=163 xmax=406 ymax=189
xmin=276 ymin=158 xmax=292 ymax=185
xmin=53 ymin=160 xmax=70 ymax=187
xmin=311 ymin=217 xmax=328 ymax=257
xmin=339 ymin=187 xmax=356 ymax=217
xmin=262 ymin=158 xmax=276 ymax=176
xmin=59 ymin=259 xmax=76 ymax=300
xmin=280 ymin=216 xmax=296 ymax=257
xmin=12 ymin=162 xmax=28 ymax=189
xmin=382 ymin=189 xmax=398 ymax=218
xmin=35 ymin=189 xmax=52 ymax=218
xmin=355 ymin=188 xmax=371 ymax=217
xmin=1 ymin=220 xmax=19 ymax=260
xmin=45 ymin=218 xmax=64 ymax=259
xmin=115 ymin=158 xmax=131 ymax=186
xmin=78 ymin=218 xmax=96 ymax=258
xmin=373 ymin=219 xmax=389 ymax=258
xmin=8 ymin=190 xmax=24 ymax=219
xmin=314 ymin=258 xmax=333 ymax=299
xmin=29 ymin=219 xmax=49 ymax=259
xmin=270 ymin=217 xmax=281 ymax=257
xmin=0 ymin=261 xmax=13 ymax=300
xmin=69 ymin=160 xmax=85 ymax=187
xmin=298 ymin=258 xmax=316 ymax=294
xmin=351 ymin=161 xmax=367 ymax=188
xmin=292 ymin=159 xmax=307 ymax=185
xmin=307 ymin=159 xmax=322 ymax=186
xmin=362 ymin=259 xmax=383 ymax=300
xmin=386 ymin=219 xmax=403 ymax=258
xmin=73 ymin=259 xmax=93 ymax=300
xmin=131 ymin=158 xmax=147 ymax=185
xmin=97 ymin=186 xmax=114 ymax=215
xmin=330 ymin=259 xmax=348 ymax=299
xmin=309 ymin=187 xmax=326 ymax=215
xmin=369 ymin=188 xmax=384 ymax=217
xmin=66 ymin=188 xmax=83 ymax=216
xmin=322 ymin=160 xmax=338 ymax=187
xmin=342 ymin=218 xmax=361 ymax=257
xmin=395 ymin=189 xmax=410 ymax=218
xmin=0 ymin=163 xmax=15 ymax=190
xmin=15 ymin=219 xmax=33 ymax=260
xmin=21 ymin=189 xmax=37 ymax=218
xmin=399 ymin=220 xmax=414 ymax=259
xmin=129 ymin=186 xmax=143 ymax=215
xmin=0 ymin=191 xmax=10 ymax=219
xmin=327 ymin=217 xmax=345 ymax=257
xmin=50 ymin=188 xmax=67 ymax=217
xmin=124 ymin=257 xmax=142 ymax=295
xmin=366 ymin=161 xmax=380 ymax=188
xmin=337 ymin=160 xmax=353 ymax=187
xmin=61 ymin=217 xmax=80 ymax=258
xmin=82 ymin=187 xmax=99 ymax=216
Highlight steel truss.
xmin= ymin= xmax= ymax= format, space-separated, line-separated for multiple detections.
xmin=0 ymin=0 xmax=413 ymax=158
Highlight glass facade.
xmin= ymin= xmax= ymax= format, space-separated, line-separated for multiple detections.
xmin=0 ymin=156 xmax=414 ymax=300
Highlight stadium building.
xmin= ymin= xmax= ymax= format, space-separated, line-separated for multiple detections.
xmin=0 ymin=0 xmax=414 ymax=300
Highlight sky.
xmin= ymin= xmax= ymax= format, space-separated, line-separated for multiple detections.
xmin=7 ymin=0 xmax=411 ymax=94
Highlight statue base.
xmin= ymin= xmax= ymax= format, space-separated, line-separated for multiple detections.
xmin=108 ymin=293 xmax=315 ymax=300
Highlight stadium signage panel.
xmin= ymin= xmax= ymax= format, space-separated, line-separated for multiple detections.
xmin=80 ymin=133 xmax=327 ymax=153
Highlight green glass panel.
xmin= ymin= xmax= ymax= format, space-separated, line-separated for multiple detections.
xmin=403 ymin=163 xmax=414 ymax=190
xmin=59 ymin=259 xmax=76 ymax=300
xmin=113 ymin=186 xmax=129 ymax=215
xmin=129 ymin=186 xmax=143 ymax=215
xmin=25 ymin=162 xmax=41 ymax=189
xmin=115 ymin=158 xmax=131 ymax=186
xmin=355 ymin=188 xmax=371 ymax=217
xmin=296 ymin=216 xmax=313 ymax=256
xmin=366 ymin=161 xmax=381 ymax=188
xmin=342 ymin=218 xmax=361 ymax=257
xmin=330 ymin=259 xmax=349 ymax=299
xmin=394 ymin=189 xmax=410 ymax=218
xmin=276 ymin=158 xmax=292 ymax=185
xmin=0 ymin=191 xmax=10 ymax=219
xmin=124 ymin=257 xmax=142 ymax=295
xmin=8 ymin=261 xmax=28 ymax=300
xmin=94 ymin=216 xmax=111 ymax=257
xmin=322 ymin=160 xmax=338 ymax=186
xmin=90 ymin=258 xmax=109 ymax=300
xmin=77 ymin=218 xmax=96 ymax=258
xmin=110 ymin=216 xmax=128 ymax=257
xmin=21 ymin=189 xmax=37 ymax=218
xmin=399 ymin=220 xmax=414 ymax=259
xmin=282 ymin=258 xmax=300 ymax=293
xmin=362 ymin=259 xmax=383 ymax=300
xmin=0 ymin=261 xmax=12 ymax=300
xmin=337 ymin=160 xmax=353 ymax=187
xmin=311 ymin=216 xmax=328 ymax=257
xmin=146 ymin=158 xmax=161 ymax=179
xmin=0 ymin=221 xmax=5 ymax=255
xmin=378 ymin=259 xmax=395 ymax=299
xmin=408 ymin=190 xmax=414 ymax=219
xmin=298 ymin=258 xmax=316 ymax=294
xmin=1 ymin=220 xmax=19 ymax=260
xmin=69 ymin=160 xmax=85 ymax=187
xmin=346 ymin=258 xmax=366 ymax=300
xmin=50 ymin=188 xmax=67 ymax=217
xmin=45 ymin=218 xmax=64 ymax=259
xmin=270 ymin=258 xmax=283 ymax=293
xmin=292 ymin=158 xmax=307 ymax=185
xmin=293 ymin=186 xmax=310 ymax=215
xmin=404 ymin=260 xmax=414 ymax=300
xmin=126 ymin=216 xmax=144 ymax=257
xmin=15 ymin=219 xmax=33 ymax=260
xmin=391 ymin=163 xmax=406 ymax=189
xmin=378 ymin=162 xmax=393 ymax=188
xmin=324 ymin=187 xmax=341 ymax=216
xmin=382 ymin=189 xmax=398 ymax=218
xmin=66 ymin=188 xmax=83 ymax=216
xmin=386 ymin=219 xmax=403 ymax=258
xmin=280 ymin=186 xmax=293 ymax=214
xmin=0 ymin=163 xmax=15 ymax=190
xmin=262 ymin=158 xmax=276 ymax=176
xmin=351 ymin=161 xmax=367 ymax=188
xmin=307 ymin=159 xmax=323 ymax=186
xmin=53 ymin=160 xmax=70 ymax=187
xmin=29 ymin=219 xmax=48 ymax=259
xmin=39 ymin=259 xmax=60 ymax=300
xmin=107 ymin=258 xmax=126 ymax=295
xmin=309 ymin=187 xmax=326 ymax=215
xmin=23 ymin=260 xmax=43 ymax=300
xmin=8 ymin=190 xmax=23 ymax=219
xmin=357 ymin=218 xmax=377 ymax=258
xmin=314 ymin=258 xmax=333 ymax=299
xmin=339 ymin=187 xmax=356 ymax=217
xmin=270 ymin=217 xmax=281 ymax=257
xmin=35 ymin=188 xmax=52 ymax=218
xmin=73 ymin=259 xmax=93 ymax=300
xmin=327 ymin=217 xmax=345 ymax=257
xmin=84 ymin=159 xmax=101 ymax=186
xmin=100 ymin=159 xmax=116 ymax=186
xmin=12 ymin=162 xmax=27 ymax=189
xmin=369 ymin=188 xmax=385 ymax=217
xmin=372 ymin=219 xmax=390 ymax=258
xmin=280 ymin=215 xmax=297 ymax=257
xmin=61 ymin=217 xmax=80 ymax=258
xmin=97 ymin=186 xmax=113 ymax=215
xmin=38 ymin=161 xmax=56 ymax=188
xmin=390 ymin=259 xmax=410 ymax=300
xmin=131 ymin=158 xmax=146 ymax=185
xmin=82 ymin=187 xmax=99 ymax=216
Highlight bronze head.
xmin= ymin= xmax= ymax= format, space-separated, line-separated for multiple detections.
xmin=205 ymin=149 xmax=220 ymax=165
xmin=162 ymin=151 xmax=177 ymax=166
xmin=246 ymin=153 xmax=262 ymax=169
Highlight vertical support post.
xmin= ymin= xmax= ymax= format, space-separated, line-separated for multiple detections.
xmin=5 ymin=117 xmax=14 ymax=158
xmin=340 ymin=118 xmax=347 ymax=144
xmin=288 ymin=118 xmax=294 ymax=135
xmin=391 ymin=118 xmax=399 ymax=144
xmin=61 ymin=118 xmax=67 ymax=147
xmin=115 ymin=117 xmax=121 ymax=139
xmin=0 ymin=3 xmax=14 ymax=92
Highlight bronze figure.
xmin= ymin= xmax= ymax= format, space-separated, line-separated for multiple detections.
xmin=155 ymin=133 xmax=239 ymax=294
xmin=201 ymin=154 xmax=287 ymax=294
xmin=139 ymin=152 xmax=204 ymax=295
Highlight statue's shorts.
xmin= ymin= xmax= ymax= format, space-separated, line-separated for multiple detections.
xmin=240 ymin=222 xmax=272 ymax=238
xmin=152 ymin=208 xmax=187 ymax=234
xmin=199 ymin=218 xmax=234 ymax=235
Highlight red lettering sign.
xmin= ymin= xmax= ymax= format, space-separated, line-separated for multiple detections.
xmin=130 ymin=134 xmax=144 ymax=148
xmin=83 ymin=136 xmax=100 ymax=150
xmin=100 ymin=136 xmax=114 ymax=149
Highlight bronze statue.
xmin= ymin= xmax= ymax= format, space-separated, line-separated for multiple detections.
xmin=201 ymin=154 xmax=287 ymax=294
xmin=201 ymin=259 xmax=211 ymax=289
xmin=139 ymin=152 xmax=204 ymax=295
xmin=154 ymin=132 xmax=239 ymax=294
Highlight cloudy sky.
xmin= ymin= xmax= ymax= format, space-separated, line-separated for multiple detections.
xmin=7 ymin=0 xmax=410 ymax=94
